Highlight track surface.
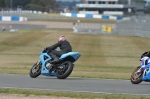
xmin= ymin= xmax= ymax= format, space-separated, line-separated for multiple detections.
xmin=0 ymin=74 xmax=150 ymax=95
xmin=0 ymin=13 xmax=150 ymax=95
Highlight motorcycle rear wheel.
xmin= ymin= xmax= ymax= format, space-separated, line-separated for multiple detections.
xmin=56 ymin=61 xmax=73 ymax=79
xmin=131 ymin=66 xmax=143 ymax=84
xmin=29 ymin=62 xmax=42 ymax=78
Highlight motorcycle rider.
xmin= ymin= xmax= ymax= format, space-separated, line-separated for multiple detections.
xmin=45 ymin=35 xmax=72 ymax=63
xmin=140 ymin=51 xmax=150 ymax=70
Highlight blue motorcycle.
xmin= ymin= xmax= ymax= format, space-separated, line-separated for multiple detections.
xmin=29 ymin=49 xmax=81 ymax=79
xmin=131 ymin=52 xmax=150 ymax=84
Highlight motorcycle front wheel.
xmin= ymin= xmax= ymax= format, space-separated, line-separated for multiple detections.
xmin=29 ymin=61 xmax=42 ymax=78
xmin=56 ymin=61 xmax=73 ymax=79
xmin=131 ymin=66 xmax=143 ymax=84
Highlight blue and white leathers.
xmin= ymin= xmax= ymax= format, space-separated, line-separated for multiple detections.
xmin=39 ymin=50 xmax=81 ymax=76
xmin=140 ymin=56 xmax=150 ymax=81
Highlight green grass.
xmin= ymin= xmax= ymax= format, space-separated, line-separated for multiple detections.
xmin=0 ymin=88 xmax=150 ymax=99
xmin=0 ymin=29 xmax=150 ymax=80
xmin=1 ymin=29 xmax=150 ymax=98
xmin=27 ymin=13 xmax=116 ymax=23
xmin=28 ymin=18 xmax=116 ymax=23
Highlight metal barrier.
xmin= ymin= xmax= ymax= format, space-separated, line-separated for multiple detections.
xmin=73 ymin=22 xmax=116 ymax=34
xmin=73 ymin=16 xmax=150 ymax=38
xmin=60 ymin=12 xmax=123 ymax=20
xmin=0 ymin=10 xmax=48 ymax=14
xmin=0 ymin=16 xmax=27 ymax=21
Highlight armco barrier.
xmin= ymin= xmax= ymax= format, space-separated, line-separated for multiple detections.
xmin=60 ymin=13 xmax=123 ymax=20
xmin=0 ymin=16 xmax=27 ymax=21
xmin=0 ymin=10 xmax=48 ymax=14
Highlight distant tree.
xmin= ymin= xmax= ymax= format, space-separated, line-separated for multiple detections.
xmin=57 ymin=0 xmax=82 ymax=10
xmin=0 ymin=0 xmax=6 ymax=8
xmin=0 ymin=0 xmax=60 ymax=12
xmin=13 ymin=0 xmax=31 ymax=8
xmin=133 ymin=0 xmax=146 ymax=3
xmin=30 ymin=0 xmax=37 ymax=4
xmin=27 ymin=0 xmax=59 ymax=12
xmin=24 ymin=4 xmax=48 ymax=12
xmin=0 ymin=0 xmax=30 ymax=9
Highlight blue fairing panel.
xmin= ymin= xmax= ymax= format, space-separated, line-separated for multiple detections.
xmin=40 ymin=53 xmax=52 ymax=75
xmin=142 ymin=68 xmax=150 ymax=81
xmin=59 ymin=52 xmax=81 ymax=60
xmin=40 ymin=53 xmax=52 ymax=63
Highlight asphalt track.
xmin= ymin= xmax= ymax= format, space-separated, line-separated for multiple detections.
xmin=1 ymin=13 xmax=150 ymax=95
xmin=0 ymin=74 xmax=150 ymax=95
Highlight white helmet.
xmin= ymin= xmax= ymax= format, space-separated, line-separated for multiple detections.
xmin=58 ymin=35 xmax=66 ymax=41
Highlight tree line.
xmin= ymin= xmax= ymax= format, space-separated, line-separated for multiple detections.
xmin=0 ymin=0 xmax=59 ymax=12
xmin=57 ymin=0 xmax=82 ymax=11
xmin=133 ymin=0 xmax=146 ymax=3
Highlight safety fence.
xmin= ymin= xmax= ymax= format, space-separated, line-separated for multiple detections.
xmin=73 ymin=22 xmax=116 ymax=34
xmin=0 ymin=16 xmax=27 ymax=21
xmin=73 ymin=15 xmax=150 ymax=38
xmin=60 ymin=12 xmax=123 ymax=20
xmin=0 ymin=10 xmax=48 ymax=14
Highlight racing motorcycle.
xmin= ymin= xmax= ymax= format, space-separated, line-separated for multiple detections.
xmin=131 ymin=51 xmax=150 ymax=84
xmin=29 ymin=49 xmax=81 ymax=79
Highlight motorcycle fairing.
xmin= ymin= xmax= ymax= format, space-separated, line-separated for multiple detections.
xmin=142 ymin=67 xmax=150 ymax=81
xmin=139 ymin=56 xmax=150 ymax=81
xmin=40 ymin=53 xmax=52 ymax=76
xmin=40 ymin=51 xmax=81 ymax=76
xmin=59 ymin=52 xmax=81 ymax=61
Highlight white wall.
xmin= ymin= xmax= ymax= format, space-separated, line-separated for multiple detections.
xmin=103 ymin=11 xmax=124 ymax=16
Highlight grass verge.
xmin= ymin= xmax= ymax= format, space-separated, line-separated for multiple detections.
xmin=0 ymin=88 xmax=150 ymax=99
xmin=0 ymin=29 xmax=150 ymax=79
xmin=27 ymin=13 xmax=116 ymax=23
xmin=28 ymin=18 xmax=116 ymax=23
xmin=0 ymin=29 xmax=150 ymax=98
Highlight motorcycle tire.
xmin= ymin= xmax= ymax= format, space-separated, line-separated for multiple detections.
xmin=56 ymin=61 xmax=73 ymax=79
xmin=29 ymin=62 xmax=41 ymax=78
xmin=131 ymin=66 xmax=143 ymax=84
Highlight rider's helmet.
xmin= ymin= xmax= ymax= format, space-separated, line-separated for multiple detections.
xmin=140 ymin=51 xmax=150 ymax=66
xmin=140 ymin=51 xmax=150 ymax=59
xmin=58 ymin=35 xmax=66 ymax=41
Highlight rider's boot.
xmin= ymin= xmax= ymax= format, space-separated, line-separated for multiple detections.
xmin=50 ymin=58 xmax=59 ymax=63
xmin=49 ymin=52 xmax=59 ymax=63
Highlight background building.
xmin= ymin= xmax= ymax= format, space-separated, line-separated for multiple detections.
xmin=76 ymin=0 xmax=136 ymax=16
